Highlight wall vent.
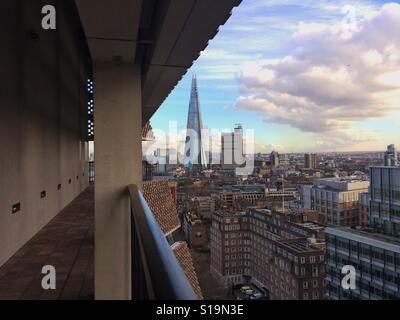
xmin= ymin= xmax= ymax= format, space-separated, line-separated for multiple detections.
xmin=12 ymin=202 xmax=21 ymax=214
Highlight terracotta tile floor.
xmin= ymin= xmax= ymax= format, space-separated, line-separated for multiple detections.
xmin=0 ymin=186 xmax=94 ymax=300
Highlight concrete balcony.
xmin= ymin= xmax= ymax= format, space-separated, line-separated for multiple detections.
xmin=1 ymin=0 xmax=241 ymax=300
xmin=0 ymin=182 xmax=201 ymax=300
xmin=0 ymin=187 xmax=94 ymax=300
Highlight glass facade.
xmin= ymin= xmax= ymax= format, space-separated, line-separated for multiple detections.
xmin=370 ymin=167 xmax=400 ymax=236
xmin=325 ymin=229 xmax=400 ymax=300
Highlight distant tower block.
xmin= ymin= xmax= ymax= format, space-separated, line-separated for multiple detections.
xmin=184 ymin=75 xmax=207 ymax=171
xmin=384 ymin=144 xmax=398 ymax=166
xmin=305 ymin=153 xmax=317 ymax=169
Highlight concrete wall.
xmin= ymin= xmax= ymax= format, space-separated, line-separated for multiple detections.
xmin=94 ymin=62 xmax=142 ymax=300
xmin=0 ymin=0 xmax=90 ymax=267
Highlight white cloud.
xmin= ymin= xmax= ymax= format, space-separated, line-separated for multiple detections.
xmin=191 ymin=0 xmax=383 ymax=83
xmin=312 ymin=128 xmax=383 ymax=151
xmin=393 ymin=111 xmax=400 ymax=125
xmin=363 ymin=49 xmax=383 ymax=66
xmin=254 ymin=142 xmax=285 ymax=153
xmin=235 ymin=3 xmax=400 ymax=149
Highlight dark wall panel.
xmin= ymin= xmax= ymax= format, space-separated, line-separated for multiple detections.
xmin=0 ymin=0 xmax=91 ymax=266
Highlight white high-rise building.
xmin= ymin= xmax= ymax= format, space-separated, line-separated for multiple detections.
xmin=221 ymin=124 xmax=244 ymax=169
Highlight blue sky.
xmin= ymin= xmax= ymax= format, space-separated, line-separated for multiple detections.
xmin=150 ymin=0 xmax=400 ymax=153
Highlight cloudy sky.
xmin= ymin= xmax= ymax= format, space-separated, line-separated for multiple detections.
xmin=151 ymin=0 xmax=400 ymax=153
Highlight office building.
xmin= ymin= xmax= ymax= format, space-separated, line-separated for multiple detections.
xmin=305 ymin=153 xmax=318 ymax=169
xmin=184 ymin=75 xmax=208 ymax=171
xmin=279 ymin=153 xmax=290 ymax=166
xmin=300 ymin=178 xmax=369 ymax=226
xmin=358 ymin=192 xmax=370 ymax=227
xmin=384 ymin=144 xmax=398 ymax=167
xmin=194 ymin=196 xmax=216 ymax=220
xmin=270 ymin=151 xmax=280 ymax=167
xmin=326 ymin=163 xmax=400 ymax=300
xmin=325 ymin=226 xmax=400 ymax=300
xmin=369 ymin=166 xmax=400 ymax=236
xmin=221 ymin=124 xmax=244 ymax=169
xmin=219 ymin=184 xmax=266 ymax=208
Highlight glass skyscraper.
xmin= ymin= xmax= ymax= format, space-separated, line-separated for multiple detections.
xmin=184 ymin=75 xmax=207 ymax=171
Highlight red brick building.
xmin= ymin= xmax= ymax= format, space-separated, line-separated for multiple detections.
xmin=210 ymin=208 xmax=326 ymax=300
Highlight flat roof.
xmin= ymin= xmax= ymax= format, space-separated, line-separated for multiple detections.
xmin=295 ymin=222 xmax=325 ymax=231
xmin=214 ymin=210 xmax=247 ymax=217
xmin=370 ymin=166 xmax=400 ymax=169
xmin=313 ymin=185 xmax=368 ymax=193
xmin=277 ymin=238 xmax=324 ymax=253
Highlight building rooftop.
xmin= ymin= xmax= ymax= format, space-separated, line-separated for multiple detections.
xmin=277 ymin=238 xmax=324 ymax=254
xmin=295 ymin=222 xmax=325 ymax=232
xmin=171 ymin=242 xmax=203 ymax=299
xmin=142 ymin=180 xmax=181 ymax=236
xmin=185 ymin=212 xmax=204 ymax=226
xmin=370 ymin=166 xmax=400 ymax=169
xmin=220 ymin=184 xmax=265 ymax=193
xmin=252 ymin=208 xmax=272 ymax=215
xmin=326 ymin=226 xmax=400 ymax=253
xmin=313 ymin=177 xmax=369 ymax=192
xmin=214 ymin=210 xmax=247 ymax=218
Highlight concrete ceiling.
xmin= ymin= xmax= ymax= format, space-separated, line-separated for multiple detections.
xmin=75 ymin=0 xmax=142 ymax=63
xmin=75 ymin=0 xmax=241 ymax=123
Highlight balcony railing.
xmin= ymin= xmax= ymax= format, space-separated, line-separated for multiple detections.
xmin=128 ymin=184 xmax=198 ymax=300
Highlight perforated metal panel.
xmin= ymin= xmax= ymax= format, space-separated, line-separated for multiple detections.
xmin=87 ymin=79 xmax=94 ymax=140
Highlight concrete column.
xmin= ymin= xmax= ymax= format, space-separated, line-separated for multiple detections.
xmin=94 ymin=62 xmax=142 ymax=300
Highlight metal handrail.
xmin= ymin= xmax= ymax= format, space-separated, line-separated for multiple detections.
xmin=128 ymin=184 xmax=198 ymax=300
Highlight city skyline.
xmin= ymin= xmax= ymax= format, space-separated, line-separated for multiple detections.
xmin=4 ymin=0 xmax=400 ymax=303
xmin=151 ymin=0 xmax=400 ymax=153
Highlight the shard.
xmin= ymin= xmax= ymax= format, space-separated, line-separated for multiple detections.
xmin=184 ymin=75 xmax=207 ymax=170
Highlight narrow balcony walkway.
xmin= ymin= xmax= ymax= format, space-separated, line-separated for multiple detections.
xmin=0 ymin=187 xmax=94 ymax=300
